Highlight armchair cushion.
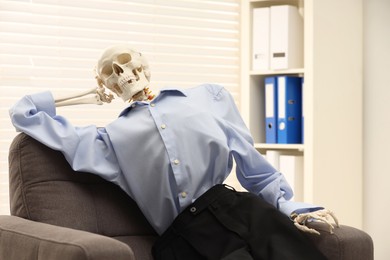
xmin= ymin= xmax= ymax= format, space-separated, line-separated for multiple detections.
xmin=0 ymin=215 xmax=134 ymax=260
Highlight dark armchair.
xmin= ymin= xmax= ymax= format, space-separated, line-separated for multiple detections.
xmin=0 ymin=133 xmax=373 ymax=259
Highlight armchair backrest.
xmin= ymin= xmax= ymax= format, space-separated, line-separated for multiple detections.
xmin=8 ymin=133 xmax=156 ymax=237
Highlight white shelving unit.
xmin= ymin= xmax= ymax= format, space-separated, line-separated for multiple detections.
xmin=240 ymin=0 xmax=363 ymax=228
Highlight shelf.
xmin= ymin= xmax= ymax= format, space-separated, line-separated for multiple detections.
xmin=250 ymin=68 xmax=304 ymax=76
xmin=250 ymin=0 xmax=302 ymax=6
xmin=254 ymin=143 xmax=304 ymax=151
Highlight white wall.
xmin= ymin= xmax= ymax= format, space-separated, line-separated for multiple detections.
xmin=363 ymin=0 xmax=390 ymax=259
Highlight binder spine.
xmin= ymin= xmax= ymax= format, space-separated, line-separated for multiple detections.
xmin=277 ymin=76 xmax=303 ymax=144
xmin=270 ymin=5 xmax=303 ymax=70
xmin=265 ymin=77 xmax=277 ymax=143
xmin=252 ymin=7 xmax=270 ymax=70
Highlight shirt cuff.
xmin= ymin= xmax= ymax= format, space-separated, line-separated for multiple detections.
xmin=279 ymin=199 xmax=324 ymax=219
xmin=29 ymin=91 xmax=56 ymax=117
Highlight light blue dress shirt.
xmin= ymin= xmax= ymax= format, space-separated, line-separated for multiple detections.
xmin=9 ymin=83 xmax=321 ymax=235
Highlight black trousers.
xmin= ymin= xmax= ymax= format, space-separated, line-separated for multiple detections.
xmin=152 ymin=185 xmax=327 ymax=260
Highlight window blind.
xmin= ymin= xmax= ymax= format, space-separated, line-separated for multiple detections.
xmin=0 ymin=0 xmax=240 ymax=214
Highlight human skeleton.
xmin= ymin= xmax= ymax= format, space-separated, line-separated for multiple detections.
xmin=54 ymin=44 xmax=339 ymax=235
xmin=55 ymin=44 xmax=154 ymax=107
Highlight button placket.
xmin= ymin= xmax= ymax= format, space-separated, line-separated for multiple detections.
xmin=149 ymin=100 xmax=187 ymax=207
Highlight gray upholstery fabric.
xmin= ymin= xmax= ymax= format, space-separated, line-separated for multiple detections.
xmin=305 ymin=222 xmax=374 ymax=260
xmin=113 ymin=236 xmax=157 ymax=260
xmin=8 ymin=133 xmax=156 ymax=237
xmin=0 ymin=215 xmax=134 ymax=260
xmin=2 ymin=133 xmax=374 ymax=260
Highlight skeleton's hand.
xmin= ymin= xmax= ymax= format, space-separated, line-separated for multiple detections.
xmin=292 ymin=209 xmax=339 ymax=235
xmin=96 ymin=86 xmax=114 ymax=103
xmin=55 ymin=87 xmax=114 ymax=107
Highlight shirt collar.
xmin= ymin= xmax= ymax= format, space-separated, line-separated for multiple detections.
xmin=158 ymin=87 xmax=188 ymax=97
xmin=118 ymin=87 xmax=187 ymax=117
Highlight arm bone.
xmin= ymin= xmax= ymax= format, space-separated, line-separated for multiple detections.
xmin=55 ymin=87 xmax=114 ymax=107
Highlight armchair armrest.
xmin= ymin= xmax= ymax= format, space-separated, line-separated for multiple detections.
xmin=0 ymin=215 xmax=134 ymax=260
xmin=305 ymin=222 xmax=374 ymax=260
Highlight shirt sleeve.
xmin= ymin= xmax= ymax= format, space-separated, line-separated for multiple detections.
xmin=9 ymin=91 xmax=122 ymax=183
xmin=208 ymin=84 xmax=323 ymax=217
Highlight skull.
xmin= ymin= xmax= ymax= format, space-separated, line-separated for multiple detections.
xmin=96 ymin=44 xmax=151 ymax=102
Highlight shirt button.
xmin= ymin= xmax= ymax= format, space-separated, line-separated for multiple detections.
xmin=131 ymin=104 xmax=136 ymax=108
xmin=181 ymin=192 xmax=187 ymax=198
xmin=161 ymin=124 xmax=166 ymax=129
xmin=150 ymin=103 xmax=156 ymax=107
xmin=173 ymin=159 xmax=180 ymax=165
